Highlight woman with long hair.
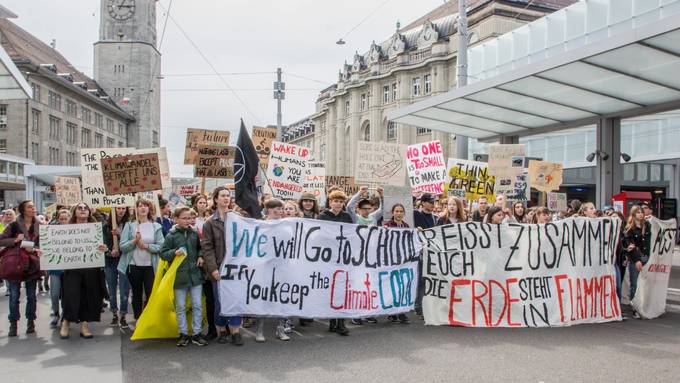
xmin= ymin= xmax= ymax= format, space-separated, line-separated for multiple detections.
xmin=0 ymin=200 xmax=41 ymax=337
xmin=485 ymin=206 xmax=505 ymax=225
xmin=191 ymin=194 xmax=209 ymax=234
xmin=524 ymin=207 xmax=536 ymax=224
xmin=623 ymin=205 xmax=651 ymax=311
xmin=284 ymin=200 xmax=302 ymax=218
xmin=436 ymin=197 xmax=466 ymax=225
xmin=103 ymin=207 xmax=131 ymax=328
xmin=118 ymin=199 xmax=165 ymax=322
xmin=298 ymin=193 xmax=319 ymax=219
xmin=383 ymin=204 xmax=410 ymax=228
xmin=512 ymin=202 xmax=526 ymax=223
xmin=47 ymin=209 xmax=70 ymax=329
xmin=578 ymin=202 xmax=598 ymax=218
xmin=59 ymin=202 xmax=109 ymax=339
xmin=532 ymin=207 xmax=552 ymax=224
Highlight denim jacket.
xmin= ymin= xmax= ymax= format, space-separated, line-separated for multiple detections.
xmin=117 ymin=221 xmax=165 ymax=275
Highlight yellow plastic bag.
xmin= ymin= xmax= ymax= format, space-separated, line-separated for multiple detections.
xmin=131 ymin=255 xmax=186 ymax=340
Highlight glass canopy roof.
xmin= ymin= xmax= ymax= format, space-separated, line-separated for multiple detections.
xmin=0 ymin=43 xmax=31 ymax=100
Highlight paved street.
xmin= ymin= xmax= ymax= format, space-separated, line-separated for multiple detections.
xmin=2 ymin=279 xmax=680 ymax=383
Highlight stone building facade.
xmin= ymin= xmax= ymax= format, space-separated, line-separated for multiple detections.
xmin=0 ymin=17 xmax=134 ymax=166
xmin=283 ymin=0 xmax=576 ymax=176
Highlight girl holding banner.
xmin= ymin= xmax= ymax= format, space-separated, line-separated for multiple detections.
xmin=623 ymin=205 xmax=652 ymax=308
xmin=118 ymin=199 xmax=165 ymax=322
xmin=103 ymin=207 xmax=131 ymax=328
xmin=60 ymin=203 xmax=109 ymax=339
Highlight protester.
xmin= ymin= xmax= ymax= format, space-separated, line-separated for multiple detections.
xmin=284 ymin=200 xmax=302 ymax=218
xmin=623 ymin=205 xmax=652 ymax=316
xmin=524 ymin=207 xmax=536 ymax=224
xmin=103 ymin=207 xmax=131 ymax=328
xmin=413 ymin=193 xmax=437 ymax=230
xmin=512 ymin=202 xmax=526 ymax=223
xmin=383 ymin=203 xmax=411 ymax=324
xmin=347 ymin=186 xmax=383 ymax=225
xmin=578 ymin=202 xmax=598 ymax=218
xmin=202 ymin=186 xmax=243 ymax=345
xmin=568 ymin=199 xmax=582 ymax=217
xmin=612 ymin=211 xmax=627 ymax=304
xmin=317 ymin=189 xmax=353 ymax=335
xmin=47 ymin=209 xmax=70 ymax=328
xmin=156 ymin=199 xmax=174 ymax=236
xmin=118 ymin=199 xmax=165 ymax=322
xmin=60 ymin=202 xmax=109 ymax=339
xmin=532 ymin=207 xmax=552 ymax=224
xmin=436 ymin=196 xmax=466 ymax=225
xmin=0 ymin=200 xmax=41 ymax=337
xmin=0 ymin=208 xmax=16 ymax=233
xmin=640 ymin=201 xmax=654 ymax=219
xmin=471 ymin=196 xmax=489 ymax=222
xmin=486 ymin=206 xmax=505 ymax=224
xmin=160 ymin=207 xmax=207 ymax=347
xmin=191 ymin=194 xmax=209 ymax=233
xmin=298 ymin=193 xmax=319 ymax=219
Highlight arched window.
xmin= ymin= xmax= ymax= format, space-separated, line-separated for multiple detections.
xmin=362 ymin=124 xmax=370 ymax=141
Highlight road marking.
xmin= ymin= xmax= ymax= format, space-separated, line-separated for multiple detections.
xmin=240 ymin=328 xmax=256 ymax=338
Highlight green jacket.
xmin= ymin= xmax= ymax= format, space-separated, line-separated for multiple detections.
xmin=160 ymin=225 xmax=203 ymax=289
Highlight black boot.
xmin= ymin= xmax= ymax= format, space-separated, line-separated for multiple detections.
xmin=26 ymin=320 xmax=35 ymax=334
xmin=336 ymin=319 xmax=349 ymax=336
xmin=328 ymin=319 xmax=337 ymax=332
xmin=8 ymin=321 xmax=17 ymax=337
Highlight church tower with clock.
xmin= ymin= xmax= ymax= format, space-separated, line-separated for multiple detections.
xmin=94 ymin=0 xmax=160 ymax=149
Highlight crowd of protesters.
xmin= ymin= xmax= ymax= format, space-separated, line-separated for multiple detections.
xmin=0 ymin=186 xmax=668 ymax=343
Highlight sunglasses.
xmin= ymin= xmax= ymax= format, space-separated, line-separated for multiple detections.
xmin=76 ymin=206 xmax=89 ymax=211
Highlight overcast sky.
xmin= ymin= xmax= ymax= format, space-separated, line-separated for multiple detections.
xmin=4 ymin=0 xmax=443 ymax=177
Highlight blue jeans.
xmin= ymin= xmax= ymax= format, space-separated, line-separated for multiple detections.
xmin=8 ymin=280 xmax=38 ymax=322
xmin=628 ymin=262 xmax=641 ymax=300
xmin=211 ymin=280 xmax=241 ymax=328
xmin=174 ymin=284 xmax=203 ymax=336
xmin=49 ymin=273 xmax=62 ymax=315
xmin=104 ymin=258 xmax=130 ymax=314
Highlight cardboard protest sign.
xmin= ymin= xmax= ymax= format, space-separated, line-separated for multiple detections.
xmin=421 ymin=217 xmax=622 ymax=327
xmin=193 ymin=145 xmax=236 ymax=179
xmin=383 ymin=185 xmax=414 ymax=227
xmin=495 ymin=171 xmax=530 ymax=203
xmin=266 ymin=141 xmax=310 ymax=199
xmin=325 ymin=175 xmax=359 ymax=195
xmin=55 ymin=176 xmax=82 ymax=206
xmin=219 ymin=213 xmax=421 ymax=318
xmin=183 ymin=128 xmax=230 ymax=165
xmin=547 ymin=192 xmax=568 ymax=212
xmin=528 ymin=160 xmax=563 ymax=193
xmin=81 ymin=148 xmax=136 ymax=207
xmin=39 ymin=223 xmax=104 ymax=270
xmin=632 ymin=218 xmax=678 ymax=319
xmin=102 ymin=153 xmax=162 ymax=194
xmin=405 ymin=140 xmax=446 ymax=194
xmin=138 ymin=147 xmax=171 ymax=189
xmin=355 ymin=141 xmax=406 ymax=186
xmin=488 ymin=144 xmax=525 ymax=177
xmin=445 ymin=158 xmax=496 ymax=203
xmin=179 ymin=184 xmax=199 ymax=196
xmin=252 ymin=126 xmax=278 ymax=169
xmin=303 ymin=161 xmax=326 ymax=204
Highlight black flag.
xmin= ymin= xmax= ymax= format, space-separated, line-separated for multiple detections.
xmin=234 ymin=119 xmax=261 ymax=219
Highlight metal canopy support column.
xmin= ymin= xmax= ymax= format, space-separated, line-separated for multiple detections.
xmin=500 ymin=135 xmax=519 ymax=144
xmin=596 ymin=117 xmax=622 ymax=209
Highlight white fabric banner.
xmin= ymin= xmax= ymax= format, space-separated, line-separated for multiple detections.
xmin=631 ymin=217 xmax=678 ymax=319
xmin=420 ymin=217 xmax=622 ymax=327
xmin=219 ymin=213 xmax=421 ymax=318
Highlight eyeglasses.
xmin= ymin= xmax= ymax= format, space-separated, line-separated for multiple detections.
xmin=76 ymin=206 xmax=89 ymax=211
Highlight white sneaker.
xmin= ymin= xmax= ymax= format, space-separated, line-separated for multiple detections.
xmin=276 ymin=326 xmax=290 ymax=341
xmin=255 ymin=332 xmax=265 ymax=342
xmin=255 ymin=319 xmax=265 ymax=342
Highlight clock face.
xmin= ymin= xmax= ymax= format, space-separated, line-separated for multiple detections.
xmin=108 ymin=0 xmax=136 ymax=21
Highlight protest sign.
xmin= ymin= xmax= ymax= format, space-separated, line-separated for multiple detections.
xmin=632 ymin=218 xmax=678 ymax=319
xmin=183 ymin=128 xmax=230 ymax=165
xmin=303 ymin=161 xmax=326 ymax=203
xmin=445 ymin=158 xmax=496 ymax=203
xmin=102 ymin=152 xmax=162 ymax=195
xmin=406 ymin=140 xmax=447 ymax=194
xmin=495 ymin=171 xmax=530 ymax=203
xmin=219 ymin=213 xmax=421 ymax=318
xmin=55 ymin=176 xmax=82 ymax=206
xmin=193 ymin=145 xmax=236 ymax=179
xmin=326 ymin=175 xmax=359 ymax=195
xmin=355 ymin=141 xmax=406 ymax=186
xmin=420 ymin=217 xmax=622 ymax=327
xmin=39 ymin=223 xmax=104 ymax=270
xmin=81 ymin=148 xmax=136 ymax=207
xmin=179 ymin=184 xmax=199 ymax=196
xmin=528 ymin=160 xmax=563 ymax=193
xmin=383 ymin=185 xmax=414 ymax=227
xmin=266 ymin=141 xmax=310 ymax=199
xmin=488 ymin=144 xmax=525 ymax=177
xmin=252 ymin=126 xmax=278 ymax=169
xmin=448 ymin=189 xmax=467 ymax=199
xmin=547 ymin=192 xmax=568 ymax=212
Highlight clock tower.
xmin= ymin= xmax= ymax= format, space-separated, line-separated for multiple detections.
xmin=94 ymin=0 xmax=160 ymax=149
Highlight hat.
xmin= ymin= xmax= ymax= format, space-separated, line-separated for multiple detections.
xmin=300 ymin=192 xmax=317 ymax=201
xmin=357 ymin=199 xmax=372 ymax=208
xmin=420 ymin=193 xmax=435 ymax=204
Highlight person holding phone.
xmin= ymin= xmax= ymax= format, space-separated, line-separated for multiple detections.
xmin=160 ymin=207 xmax=206 ymax=347
xmin=0 ymin=200 xmax=41 ymax=337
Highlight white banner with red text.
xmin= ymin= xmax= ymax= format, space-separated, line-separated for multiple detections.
xmin=218 ymin=213 xmax=421 ymax=318
xmin=420 ymin=217 xmax=622 ymax=327
xmin=631 ymin=217 xmax=678 ymax=319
